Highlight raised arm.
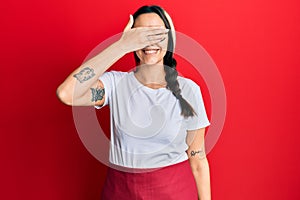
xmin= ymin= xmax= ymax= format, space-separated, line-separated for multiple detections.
xmin=56 ymin=15 xmax=169 ymax=106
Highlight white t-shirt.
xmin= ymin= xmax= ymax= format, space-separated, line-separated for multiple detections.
xmin=95 ymin=71 xmax=210 ymax=168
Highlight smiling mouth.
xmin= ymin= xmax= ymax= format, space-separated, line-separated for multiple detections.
xmin=142 ymin=48 xmax=160 ymax=55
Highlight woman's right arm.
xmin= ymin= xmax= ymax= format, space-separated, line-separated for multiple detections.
xmin=56 ymin=38 xmax=126 ymax=106
xmin=56 ymin=15 xmax=168 ymax=106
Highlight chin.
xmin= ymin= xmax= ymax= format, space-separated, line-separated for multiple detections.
xmin=136 ymin=49 xmax=166 ymax=66
xmin=143 ymin=59 xmax=162 ymax=65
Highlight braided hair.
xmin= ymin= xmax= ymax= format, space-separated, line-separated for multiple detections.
xmin=132 ymin=5 xmax=196 ymax=118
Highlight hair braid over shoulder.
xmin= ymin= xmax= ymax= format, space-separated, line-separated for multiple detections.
xmin=164 ymin=56 xmax=196 ymax=118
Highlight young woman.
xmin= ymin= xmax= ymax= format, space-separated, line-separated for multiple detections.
xmin=57 ymin=5 xmax=211 ymax=200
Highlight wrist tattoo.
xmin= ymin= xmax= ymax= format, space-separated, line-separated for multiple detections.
xmin=73 ymin=67 xmax=95 ymax=83
xmin=90 ymin=87 xmax=105 ymax=102
xmin=191 ymin=149 xmax=206 ymax=160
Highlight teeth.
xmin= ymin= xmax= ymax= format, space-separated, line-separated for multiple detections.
xmin=144 ymin=49 xmax=158 ymax=54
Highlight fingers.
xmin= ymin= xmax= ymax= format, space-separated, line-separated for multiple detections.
xmin=129 ymin=28 xmax=168 ymax=49
xmin=146 ymin=28 xmax=169 ymax=35
xmin=136 ymin=28 xmax=169 ymax=42
xmin=147 ymin=37 xmax=168 ymax=50
xmin=123 ymin=14 xmax=134 ymax=31
xmin=146 ymin=34 xmax=166 ymax=42
xmin=157 ymin=38 xmax=169 ymax=50
xmin=120 ymin=21 xmax=170 ymax=53
xmin=145 ymin=29 xmax=169 ymax=44
xmin=135 ymin=27 xmax=169 ymax=35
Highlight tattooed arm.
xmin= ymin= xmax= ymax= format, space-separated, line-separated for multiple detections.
xmin=56 ymin=15 xmax=168 ymax=106
xmin=56 ymin=39 xmax=123 ymax=106
xmin=186 ymin=128 xmax=211 ymax=200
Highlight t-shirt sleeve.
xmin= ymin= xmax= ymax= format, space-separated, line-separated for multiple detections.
xmin=185 ymin=82 xmax=211 ymax=130
xmin=94 ymin=71 xmax=125 ymax=109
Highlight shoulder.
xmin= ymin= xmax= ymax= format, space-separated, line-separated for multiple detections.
xmin=100 ymin=70 xmax=129 ymax=82
xmin=177 ymin=76 xmax=204 ymax=103
xmin=103 ymin=70 xmax=128 ymax=78
xmin=177 ymin=76 xmax=200 ymax=92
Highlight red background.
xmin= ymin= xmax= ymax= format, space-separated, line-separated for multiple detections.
xmin=1 ymin=0 xmax=300 ymax=199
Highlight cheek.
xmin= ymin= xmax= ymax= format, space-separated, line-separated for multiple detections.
xmin=162 ymin=38 xmax=169 ymax=50
xmin=160 ymin=49 xmax=167 ymax=57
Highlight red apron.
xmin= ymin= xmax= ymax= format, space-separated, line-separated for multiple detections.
xmin=101 ymin=160 xmax=198 ymax=200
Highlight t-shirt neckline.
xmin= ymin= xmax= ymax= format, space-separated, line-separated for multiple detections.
xmin=129 ymin=71 xmax=167 ymax=92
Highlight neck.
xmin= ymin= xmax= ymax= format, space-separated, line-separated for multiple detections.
xmin=134 ymin=63 xmax=167 ymax=87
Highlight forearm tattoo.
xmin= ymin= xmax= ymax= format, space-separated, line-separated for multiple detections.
xmin=191 ymin=148 xmax=206 ymax=160
xmin=73 ymin=67 xmax=95 ymax=83
xmin=90 ymin=87 xmax=105 ymax=102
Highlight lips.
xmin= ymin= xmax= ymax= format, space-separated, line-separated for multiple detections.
xmin=142 ymin=47 xmax=160 ymax=55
